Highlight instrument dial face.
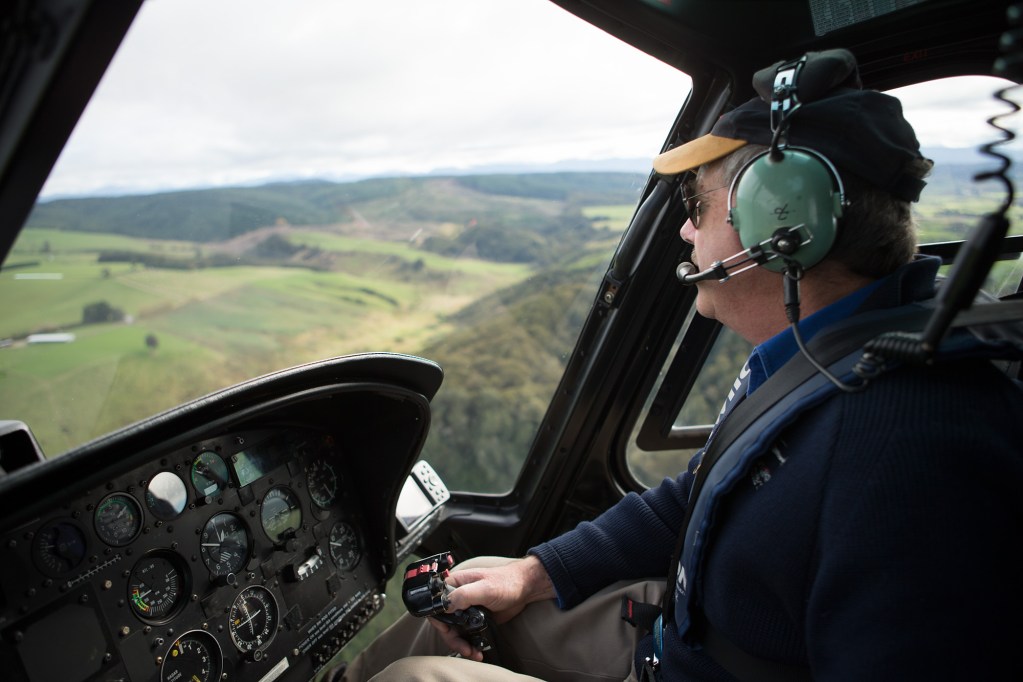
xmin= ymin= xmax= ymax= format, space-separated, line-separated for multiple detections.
xmin=128 ymin=552 xmax=188 ymax=622
xmin=306 ymin=457 xmax=338 ymax=508
xmin=94 ymin=493 xmax=143 ymax=547
xmin=229 ymin=585 xmax=279 ymax=652
xmin=161 ymin=630 xmax=223 ymax=682
xmin=145 ymin=471 xmax=188 ymax=520
xmin=191 ymin=451 xmax=231 ymax=498
xmin=31 ymin=520 xmax=87 ymax=576
xmin=200 ymin=512 xmax=250 ymax=577
xmin=260 ymin=486 xmax=302 ymax=543
xmin=329 ymin=521 xmax=362 ymax=571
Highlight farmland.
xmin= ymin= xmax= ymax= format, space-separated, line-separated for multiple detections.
xmin=0 ymin=173 xmax=636 ymax=492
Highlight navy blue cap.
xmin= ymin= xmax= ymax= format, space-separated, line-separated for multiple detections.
xmin=654 ymin=49 xmax=928 ymax=202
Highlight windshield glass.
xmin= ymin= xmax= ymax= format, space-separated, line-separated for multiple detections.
xmin=0 ymin=0 xmax=688 ymax=493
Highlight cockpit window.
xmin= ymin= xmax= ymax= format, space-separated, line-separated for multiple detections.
xmin=627 ymin=75 xmax=1023 ymax=487
xmin=0 ymin=0 xmax=689 ymax=494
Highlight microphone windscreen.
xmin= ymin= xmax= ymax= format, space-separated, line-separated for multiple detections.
xmin=676 ymin=262 xmax=696 ymax=282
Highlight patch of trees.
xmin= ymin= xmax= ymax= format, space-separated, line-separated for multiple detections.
xmin=422 ymin=225 xmax=546 ymax=263
xmin=251 ymin=234 xmax=301 ymax=259
xmin=97 ymin=250 xmax=240 ymax=269
xmin=419 ymin=267 xmax=594 ymax=492
xmin=83 ymin=301 xmax=125 ymax=324
xmin=356 ymin=287 xmax=399 ymax=307
xmin=421 ymin=209 xmax=598 ymax=266
xmin=96 ymin=236 xmax=324 ymax=270
xmin=27 ymin=186 xmax=341 ymax=242
xmin=455 ymin=173 xmax=645 ymax=204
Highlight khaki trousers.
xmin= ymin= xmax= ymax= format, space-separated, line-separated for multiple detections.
xmin=343 ymin=557 xmax=665 ymax=682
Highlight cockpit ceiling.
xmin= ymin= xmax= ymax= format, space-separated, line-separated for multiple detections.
xmin=548 ymin=0 xmax=1013 ymax=92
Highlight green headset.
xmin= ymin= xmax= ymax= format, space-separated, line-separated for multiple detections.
xmin=726 ymin=56 xmax=846 ymax=273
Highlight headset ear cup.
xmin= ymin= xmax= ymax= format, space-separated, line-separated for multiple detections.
xmin=729 ymin=148 xmax=844 ymax=272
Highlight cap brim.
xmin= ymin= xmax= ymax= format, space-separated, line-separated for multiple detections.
xmin=653 ymin=134 xmax=748 ymax=176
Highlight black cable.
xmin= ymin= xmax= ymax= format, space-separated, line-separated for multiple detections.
xmin=784 ymin=266 xmax=868 ymax=393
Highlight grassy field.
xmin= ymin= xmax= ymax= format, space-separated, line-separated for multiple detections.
xmin=582 ymin=204 xmax=638 ymax=232
xmin=0 ymin=225 xmax=540 ymax=455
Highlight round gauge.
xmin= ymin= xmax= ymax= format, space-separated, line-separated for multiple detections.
xmin=328 ymin=521 xmax=362 ymax=571
xmin=191 ymin=451 xmax=231 ymax=498
xmin=306 ymin=458 xmax=338 ymax=508
xmin=32 ymin=520 xmax=87 ymax=576
xmin=94 ymin=493 xmax=143 ymax=547
xmin=200 ymin=512 xmax=250 ymax=577
xmin=128 ymin=551 xmax=189 ymax=622
xmin=145 ymin=471 xmax=188 ymax=520
xmin=161 ymin=630 xmax=223 ymax=682
xmin=228 ymin=585 xmax=280 ymax=653
xmin=260 ymin=486 xmax=302 ymax=543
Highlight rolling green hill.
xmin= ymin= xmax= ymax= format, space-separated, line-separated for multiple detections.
xmin=27 ymin=173 xmax=646 ymax=254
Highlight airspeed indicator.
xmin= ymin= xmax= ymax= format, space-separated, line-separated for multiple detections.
xmin=128 ymin=551 xmax=189 ymax=622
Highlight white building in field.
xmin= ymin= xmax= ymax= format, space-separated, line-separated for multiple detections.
xmin=26 ymin=333 xmax=75 ymax=344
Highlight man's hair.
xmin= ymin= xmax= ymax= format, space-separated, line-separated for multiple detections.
xmin=700 ymin=144 xmax=932 ymax=278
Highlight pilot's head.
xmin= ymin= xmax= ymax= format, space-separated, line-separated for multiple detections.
xmin=656 ymin=48 xmax=931 ymax=337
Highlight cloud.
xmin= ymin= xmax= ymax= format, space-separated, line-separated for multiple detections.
xmin=43 ymin=0 xmax=688 ymax=197
xmin=891 ymin=77 xmax=1022 ymax=150
xmin=41 ymin=0 xmax=1018 ymax=198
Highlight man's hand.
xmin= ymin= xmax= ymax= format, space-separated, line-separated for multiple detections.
xmin=426 ymin=555 xmax=555 ymax=661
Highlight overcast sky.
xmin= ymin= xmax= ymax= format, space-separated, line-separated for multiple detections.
xmin=39 ymin=0 xmax=1019 ymax=199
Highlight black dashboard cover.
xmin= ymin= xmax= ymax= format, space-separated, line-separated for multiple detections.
xmin=0 ymin=352 xmax=443 ymax=682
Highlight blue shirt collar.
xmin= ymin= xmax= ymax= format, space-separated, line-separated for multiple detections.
xmin=746 ymin=278 xmax=884 ymax=394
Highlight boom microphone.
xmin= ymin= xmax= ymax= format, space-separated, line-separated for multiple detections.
xmin=675 ymin=252 xmax=751 ymax=285
xmin=675 ymin=224 xmax=813 ymax=285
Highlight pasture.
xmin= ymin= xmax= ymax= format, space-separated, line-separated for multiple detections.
xmin=0 ymin=226 xmax=538 ymax=455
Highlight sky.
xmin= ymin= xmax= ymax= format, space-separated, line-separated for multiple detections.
xmin=39 ymin=0 xmax=1020 ymax=199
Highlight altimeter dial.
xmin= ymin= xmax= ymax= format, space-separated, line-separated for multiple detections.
xmin=200 ymin=512 xmax=250 ymax=577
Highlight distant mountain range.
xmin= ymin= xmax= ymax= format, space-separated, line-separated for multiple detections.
xmin=37 ymin=146 xmax=1016 ymax=202
xmin=25 ymin=152 xmax=1016 ymax=251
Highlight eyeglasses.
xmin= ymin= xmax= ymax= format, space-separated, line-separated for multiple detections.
xmin=682 ymin=181 xmax=728 ymax=228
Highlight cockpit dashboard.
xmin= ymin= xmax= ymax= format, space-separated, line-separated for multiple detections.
xmin=0 ymin=353 xmax=442 ymax=682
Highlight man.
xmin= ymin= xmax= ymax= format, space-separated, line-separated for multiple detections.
xmin=344 ymin=49 xmax=1023 ymax=681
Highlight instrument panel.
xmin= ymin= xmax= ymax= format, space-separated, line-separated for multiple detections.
xmin=0 ymin=353 xmax=443 ymax=682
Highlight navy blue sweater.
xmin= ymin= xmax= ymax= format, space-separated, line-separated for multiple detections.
xmin=530 ymin=258 xmax=1023 ymax=680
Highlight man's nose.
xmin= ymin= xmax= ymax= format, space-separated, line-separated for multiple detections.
xmin=680 ymin=217 xmax=695 ymax=244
